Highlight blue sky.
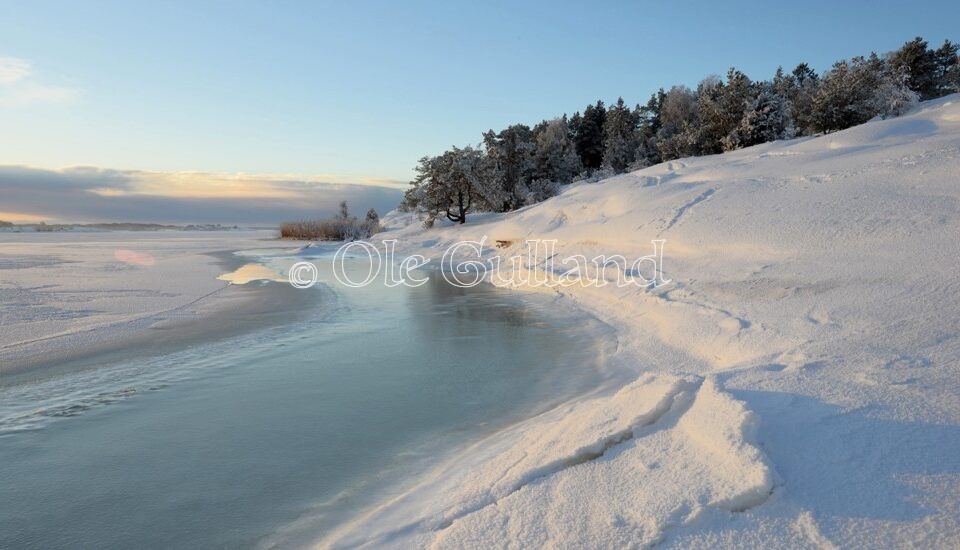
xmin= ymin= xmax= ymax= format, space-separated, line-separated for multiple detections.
xmin=0 ymin=1 xmax=957 ymax=222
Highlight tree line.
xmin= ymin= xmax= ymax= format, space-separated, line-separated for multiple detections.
xmin=402 ymin=36 xmax=958 ymax=225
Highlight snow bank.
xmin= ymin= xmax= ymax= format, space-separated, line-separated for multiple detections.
xmin=323 ymin=375 xmax=774 ymax=548
xmin=323 ymin=96 xmax=960 ymax=547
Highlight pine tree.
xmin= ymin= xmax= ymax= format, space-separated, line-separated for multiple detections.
xmin=656 ymin=86 xmax=699 ymax=161
xmin=723 ymin=84 xmax=795 ymax=150
xmin=873 ymin=60 xmax=919 ymax=119
xmin=574 ymin=101 xmax=606 ymax=170
xmin=568 ymin=112 xmax=582 ymax=137
xmin=362 ymin=208 xmax=381 ymax=236
xmin=535 ymin=117 xmax=581 ymax=184
xmin=889 ymin=37 xmax=940 ymax=100
xmin=813 ymin=56 xmax=874 ymax=132
xmin=406 ymin=146 xmax=495 ymax=226
xmin=634 ymin=90 xmax=665 ymax=166
xmin=482 ymin=124 xmax=536 ymax=211
xmin=773 ymin=64 xmax=819 ymax=136
xmin=934 ymin=40 xmax=960 ymax=95
xmin=602 ymin=97 xmax=639 ymax=172
xmin=812 ymin=53 xmax=913 ymax=133
xmin=698 ymin=68 xmax=756 ymax=154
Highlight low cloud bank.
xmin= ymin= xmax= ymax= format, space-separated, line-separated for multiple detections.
xmin=0 ymin=165 xmax=405 ymax=225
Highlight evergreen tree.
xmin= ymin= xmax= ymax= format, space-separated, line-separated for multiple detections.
xmin=889 ymin=37 xmax=940 ymax=100
xmin=534 ymin=117 xmax=582 ymax=184
xmin=723 ymin=84 xmax=795 ymax=150
xmin=519 ymin=178 xmax=560 ymax=206
xmin=934 ymin=40 xmax=960 ymax=95
xmin=482 ymin=124 xmax=536 ymax=211
xmin=812 ymin=57 xmax=873 ymax=132
xmin=873 ymin=60 xmax=919 ymax=119
xmin=698 ymin=68 xmax=756 ymax=154
xmin=812 ymin=53 xmax=914 ymax=133
xmin=574 ymin=100 xmax=606 ymax=170
xmin=530 ymin=118 xmax=550 ymax=145
xmin=634 ymin=90 xmax=665 ymax=166
xmin=656 ymin=85 xmax=699 ymax=161
xmin=693 ymin=75 xmax=723 ymax=153
xmin=405 ymin=146 xmax=496 ymax=226
xmin=602 ymin=97 xmax=639 ymax=172
xmin=362 ymin=208 xmax=381 ymax=236
xmin=568 ymin=112 xmax=582 ymax=139
xmin=773 ymin=64 xmax=820 ymax=136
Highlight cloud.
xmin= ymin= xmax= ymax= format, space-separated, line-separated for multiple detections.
xmin=0 ymin=165 xmax=405 ymax=225
xmin=0 ymin=56 xmax=80 ymax=107
xmin=0 ymin=57 xmax=30 ymax=83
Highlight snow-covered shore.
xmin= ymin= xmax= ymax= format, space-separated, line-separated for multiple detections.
xmin=321 ymin=96 xmax=960 ymax=547
xmin=0 ymin=230 xmax=312 ymax=382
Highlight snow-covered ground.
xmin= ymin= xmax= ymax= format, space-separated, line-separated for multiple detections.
xmin=0 ymin=230 xmax=300 ymax=377
xmin=321 ymin=96 xmax=960 ymax=548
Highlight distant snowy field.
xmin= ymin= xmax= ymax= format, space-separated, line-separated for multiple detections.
xmin=323 ymin=96 xmax=960 ymax=547
xmin=0 ymin=230 xmax=287 ymax=372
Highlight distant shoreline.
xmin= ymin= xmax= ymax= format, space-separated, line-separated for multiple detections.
xmin=0 ymin=222 xmax=269 ymax=233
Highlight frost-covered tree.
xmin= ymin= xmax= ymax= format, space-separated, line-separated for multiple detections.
xmin=887 ymin=38 xmax=959 ymax=100
xmin=773 ymin=63 xmax=820 ymax=136
xmin=518 ymin=178 xmax=560 ymax=206
xmin=404 ymin=146 xmax=496 ymax=226
xmin=574 ymin=101 xmax=606 ymax=170
xmin=534 ymin=117 xmax=581 ymax=184
xmin=633 ymin=89 xmax=665 ymax=167
xmin=698 ymin=68 xmax=756 ymax=154
xmin=813 ymin=53 xmax=916 ymax=133
xmin=656 ymin=86 xmax=700 ymax=161
xmin=567 ymin=111 xmax=582 ymax=138
xmin=812 ymin=54 xmax=874 ymax=133
xmin=601 ymin=97 xmax=639 ymax=172
xmin=693 ymin=76 xmax=722 ymax=153
xmin=812 ymin=61 xmax=856 ymax=133
xmin=363 ymin=208 xmax=381 ymax=235
xmin=482 ymin=124 xmax=535 ymax=211
xmin=934 ymin=40 xmax=960 ymax=95
xmin=889 ymin=37 xmax=940 ymax=100
xmin=873 ymin=65 xmax=919 ymax=119
xmin=723 ymin=84 xmax=795 ymax=150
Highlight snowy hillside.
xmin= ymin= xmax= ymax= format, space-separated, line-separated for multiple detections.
xmin=325 ymin=96 xmax=960 ymax=548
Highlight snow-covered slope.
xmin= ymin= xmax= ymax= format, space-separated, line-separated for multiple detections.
xmin=325 ymin=96 xmax=960 ymax=548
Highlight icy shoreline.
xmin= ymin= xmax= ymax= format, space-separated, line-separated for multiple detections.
xmin=319 ymin=96 xmax=960 ymax=548
xmin=0 ymin=231 xmax=317 ymax=383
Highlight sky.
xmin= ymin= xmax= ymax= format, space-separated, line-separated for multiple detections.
xmin=1 ymin=0 xmax=958 ymax=223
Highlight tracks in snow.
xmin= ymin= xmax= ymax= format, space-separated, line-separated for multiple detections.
xmin=659 ymin=187 xmax=717 ymax=235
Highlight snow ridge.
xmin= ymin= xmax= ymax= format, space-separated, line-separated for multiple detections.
xmin=322 ymin=375 xmax=775 ymax=549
